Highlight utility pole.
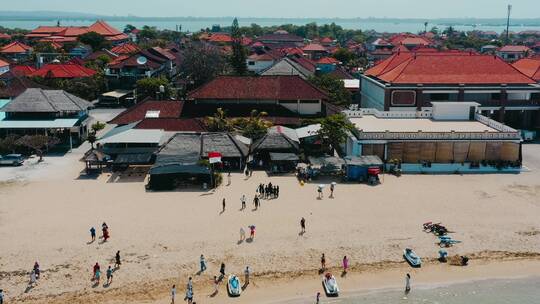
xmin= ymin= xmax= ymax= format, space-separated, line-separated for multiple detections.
xmin=505 ymin=4 xmax=512 ymax=44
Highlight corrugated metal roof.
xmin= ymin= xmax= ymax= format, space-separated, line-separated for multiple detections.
xmin=0 ymin=118 xmax=79 ymax=128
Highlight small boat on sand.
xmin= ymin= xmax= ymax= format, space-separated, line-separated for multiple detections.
xmin=322 ymin=273 xmax=339 ymax=296
xmin=403 ymin=248 xmax=422 ymax=267
xmin=227 ymin=274 xmax=242 ymax=297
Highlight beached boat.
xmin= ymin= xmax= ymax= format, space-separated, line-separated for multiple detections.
xmin=227 ymin=274 xmax=242 ymax=297
xmin=403 ymin=248 xmax=422 ymax=267
xmin=322 ymin=273 xmax=339 ymax=296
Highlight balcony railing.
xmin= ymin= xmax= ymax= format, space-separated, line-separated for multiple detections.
xmin=355 ymin=130 xmax=520 ymax=141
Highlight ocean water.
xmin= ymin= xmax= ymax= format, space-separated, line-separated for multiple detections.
xmin=285 ymin=276 xmax=540 ymax=304
xmin=337 ymin=277 xmax=540 ymax=304
xmin=2 ymin=19 xmax=540 ymax=33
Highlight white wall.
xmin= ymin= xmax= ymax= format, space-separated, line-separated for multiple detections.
xmin=247 ymin=60 xmax=275 ymax=73
xmin=432 ymin=103 xmax=477 ymax=120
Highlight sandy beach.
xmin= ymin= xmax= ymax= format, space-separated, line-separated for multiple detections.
xmin=1 ymin=144 xmax=540 ymax=303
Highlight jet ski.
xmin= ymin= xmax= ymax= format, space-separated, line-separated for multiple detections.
xmin=227 ymin=274 xmax=242 ymax=297
xmin=403 ymin=248 xmax=422 ymax=267
xmin=322 ymin=273 xmax=339 ymax=296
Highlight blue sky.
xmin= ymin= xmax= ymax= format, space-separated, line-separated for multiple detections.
xmin=3 ymin=0 xmax=537 ymax=18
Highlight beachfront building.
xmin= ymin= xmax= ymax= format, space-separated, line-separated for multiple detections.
xmin=185 ymin=75 xmax=329 ymax=118
xmin=360 ymin=51 xmax=540 ymax=130
xmin=250 ymin=126 xmax=300 ymax=169
xmin=148 ymin=132 xmax=249 ymax=190
xmin=345 ymin=103 xmax=522 ymax=173
xmin=0 ymin=88 xmax=92 ymax=148
xmin=30 ymin=62 xmax=97 ymax=79
xmin=25 ymin=20 xmax=129 ymax=45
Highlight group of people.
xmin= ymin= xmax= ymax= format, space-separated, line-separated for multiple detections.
xmin=89 ymin=222 xmax=110 ymax=243
xmin=318 ymin=254 xmax=349 ymax=274
xmin=92 ymin=260 xmax=116 ymax=286
xmin=257 ymin=182 xmax=279 ymax=199
xmin=239 ymin=225 xmax=256 ymax=242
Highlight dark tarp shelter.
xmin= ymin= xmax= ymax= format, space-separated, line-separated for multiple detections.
xmin=269 ymin=152 xmax=299 ymax=173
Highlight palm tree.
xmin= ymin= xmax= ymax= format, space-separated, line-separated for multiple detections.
xmin=205 ymin=108 xmax=232 ymax=132
xmin=235 ymin=110 xmax=272 ymax=140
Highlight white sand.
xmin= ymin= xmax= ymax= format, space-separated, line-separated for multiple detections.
xmin=1 ymin=145 xmax=540 ymax=303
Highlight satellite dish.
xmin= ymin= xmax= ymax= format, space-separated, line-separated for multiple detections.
xmin=136 ymin=56 xmax=148 ymax=65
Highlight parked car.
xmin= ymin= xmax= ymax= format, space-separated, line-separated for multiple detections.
xmin=0 ymin=154 xmax=24 ymax=166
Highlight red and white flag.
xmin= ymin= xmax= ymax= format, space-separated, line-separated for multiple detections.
xmin=208 ymin=151 xmax=222 ymax=164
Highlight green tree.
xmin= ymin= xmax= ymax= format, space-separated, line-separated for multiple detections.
xmin=332 ymin=48 xmax=355 ymax=65
xmin=124 ymin=24 xmax=136 ymax=33
xmin=229 ymin=18 xmax=248 ymax=75
xmin=33 ymin=42 xmax=56 ymax=54
xmin=16 ymin=135 xmax=60 ymax=162
xmin=136 ymin=77 xmax=170 ymax=100
xmin=205 ymin=108 xmax=232 ymax=132
xmin=232 ymin=110 xmax=272 ymax=140
xmin=180 ymin=43 xmax=227 ymax=89
xmin=78 ymin=31 xmax=110 ymax=51
xmin=318 ymin=113 xmax=354 ymax=154
xmin=91 ymin=121 xmax=106 ymax=134
xmin=308 ymin=74 xmax=352 ymax=106
xmin=139 ymin=25 xmax=158 ymax=40
xmin=0 ymin=134 xmax=21 ymax=154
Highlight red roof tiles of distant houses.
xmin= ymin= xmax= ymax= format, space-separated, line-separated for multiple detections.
xmin=365 ymin=52 xmax=536 ymax=85
xmin=0 ymin=72 xmax=50 ymax=98
xmin=257 ymin=33 xmax=304 ymax=43
xmin=0 ymin=33 xmax=11 ymax=40
xmin=26 ymin=21 xmax=127 ymax=41
xmin=498 ymin=45 xmax=531 ymax=53
xmin=320 ymin=37 xmax=333 ymax=44
xmin=10 ymin=65 xmax=37 ymax=77
xmin=86 ymin=49 xmax=119 ymax=61
xmin=87 ymin=20 xmax=124 ymax=36
xmin=248 ymin=53 xmax=276 ymax=61
xmin=135 ymin=118 xmax=206 ymax=132
xmin=317 ymin=57 xmax=340 ymax=64
xmin=109 ymin=100 xmax=184 ymax=125
xmin=150 ymin=47 xmax=176 ymax=61
xmin=0 ymin=41 xmax=32 ymax=54
xmin=251 ymin=41 xmax=264 ymax=48
xmin=30 ymin=63 xmax=97 ymax=79
xmin=512 ymin=58 xmax=540 ymax=81
xmin=108 ymin=50 xmax=166 ymax=69
xmin=280 ymin=47 xmax=304 ymax=56
xmin=289 ymin=56 xmax=317 ymax=72
xmin=209 ymin=33 xmax=233 ymax=43
xmin=390 ymin=34 xmax=431 ymax=46
xmin=0 ymin=59 xmax=9 ymax=68
xmin=303 ymin=43 xmax=327 ymax=52
xmin=187 ymin=75 xmax=329 ymax=101
xmin=111 ymin=43 xmax=141 ymax=55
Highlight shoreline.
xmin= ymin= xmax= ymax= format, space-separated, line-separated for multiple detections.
xmin=7 ymin=252 xmax=540 ymax=303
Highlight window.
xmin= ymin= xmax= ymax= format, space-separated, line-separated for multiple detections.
xmin=391 ymin=90 xmax=416 ymax=106
xmin=491 ymin=93 xmax=501 ymax=100
xmin=248 ymin=61 xmax=255 ymax=66
xmin=299 ymin=100 xmax=319 ymax=104
xmin=429 ymin=93 xmax=449 ymax=101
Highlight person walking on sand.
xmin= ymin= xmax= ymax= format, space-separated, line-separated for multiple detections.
xmin=222 ymin=198 xmax=226 ymax=213
xmin=0 ymin=289 xmax=4 ymax=304
xmin=240 ymin=227 xmax=246 ymax=241
xmin=93 ymin=262 xmax=100 ymax=281
xmin=187 ymin=277 xmax=193 ymax=292
xmin=33 ymin=261 xmax=40 ymax=279
xmin=249 ymin=225 xmax=256 ymax=240
xmin=102 ymin=226 xmax=110 ymax=242
xmin=171 ymin=284 xmax=176 ymax=304
xmin=321 ymin=254 xmax=326 ymax=271
xmin=106 ymin=265 xmax=113 ymax=285
xmin=90 ymin=226 xmax=96 ymax=242
xmin=300 ymin=217 xmax=306 ymax=233
xmin=115 ymin=251 xmax=121 ymax=269
xmin=241 ymin=194 xmax=246 ymax=210
xmin=95 ymin=267 xmax=101 ymax=284
xmin=244 ymin=266 xmax=250 ymax=285
xmin=405 ymin=273 xmax=411 ymax=294
xmin=316 ymin=291 xmax=321 ymax=304
xmin=276 ymin=185 xmax=279 ymax=198
xmin=342 ymin=256 xmax=349 ymax=274
xmin=185 ymin=287 xmax=193 ymax=304
xmin=219 ymin=263 xmax=226 ymax=279
xmin=213 ymin=276 xmax=219 ymax=294
xmin=200 ymin=254 xmax=207 ymax=273
xmin=330 ymin=183 xmax=335 ymax=197
xmin=227 ymin=172 xmax=231 ymax=186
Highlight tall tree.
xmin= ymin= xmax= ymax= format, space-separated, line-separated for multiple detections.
xmin=78 ymin=31 xmax=110 ymax=51
xmin=180 ymin=43 xmax=226 ymax=89
xmin=318 ymin=113 xmax=354 ymax=154
xmin=16 ymin=135 xmax=60 ymax=162
xmin=232 ymin=110 xmax=272 ymax=140
xmin=308 ymin=74 xmax=352 ymax=106
xmin=136 ymin=77 xmax=170 ymax=101
xmin=205 ymin=108 xmax=232 ymax=132
xmin=229 ymin=18 xmax=248 ymax=75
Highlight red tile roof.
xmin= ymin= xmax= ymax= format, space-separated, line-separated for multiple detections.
xmin=498 ymin=45 xmax=531 ymax=53
xmin=365 ymin=52 xmax=536 ymax=85
xmin=390 ymin=34 xmax=432 ymax=46
xmin=320 ymin=37 xmax=333 ymax=44
xmin=109 ymin=100 xmax=184 ymax=125
xmin=30 ymin=63 xmax=97 ymax=79
xmin=0 ymin=41 xmax=32 ymax=54
xmin=0 ymin=72 xmax=50 ymax=98
xmin=135 ymin=118 xmax=206 ymax=132
xmin=26 ymin=21 xmax=127 ymax=42
xmin=111 ymin=43 xmax=141 ymax=55
xmin=0 ymin=59 xmax=8 ymax=68
xmin=187 ymin=75 xmax=329 ymax=101
xmin=0 ymin=33 xmax=11 ymax=40
xmin=107 ymin=50 xmax=166 ymax=69
xmin=512 ymin=58 xmax=540 ymax=81
xmin=209 ymin=33 xmax=233 ymax=43
xmin=303 ymin=43 xmax=327 ymax=52
xmin=10 ymin=65 xmax=37 ymax=77
xmin=248 ymin=53 xmax=276 ymax=61
xmin=317 ymin=57 xmax=340 ymax=64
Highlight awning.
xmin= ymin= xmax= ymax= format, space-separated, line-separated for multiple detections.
xmin=149 ymin=163 xmax=211 ymax=175
xmin=101 ymin=90 xmax=132 ymax=98
xmin=0 ymin=118 xmax=80 ymax=129
xmin=344 ymin=155 xmax=383 ymax=166
xmin=269 ymin=152 xmax=300 ymax=161
xmin=114 ymin=153 xmax=154 ymax=165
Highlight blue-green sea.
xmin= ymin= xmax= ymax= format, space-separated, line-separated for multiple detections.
xmin=287 ymin=277 xmax=540 ymax=304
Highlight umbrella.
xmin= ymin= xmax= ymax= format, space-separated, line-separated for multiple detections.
xmin=318 ymin=184 xmax=325 ymax=189
xmin=331 ymin=182 xmax=337 ymax=186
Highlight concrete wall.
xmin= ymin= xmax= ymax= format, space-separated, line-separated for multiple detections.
xmin=279 ymin=100 xmax=321 ymax=115
xmin=360 ymin=77 xmax=385 ymax=110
